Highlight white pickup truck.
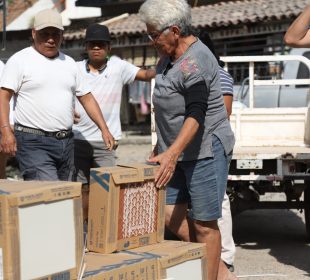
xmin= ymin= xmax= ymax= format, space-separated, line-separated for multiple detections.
xmin=222 ymin=50 xmax=310 ymax=239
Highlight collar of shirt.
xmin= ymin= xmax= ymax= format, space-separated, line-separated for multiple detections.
xmin=86 ymin=60 xmax=107 ymax=74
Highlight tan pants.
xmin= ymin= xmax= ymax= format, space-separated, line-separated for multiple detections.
xmin=218 ymin=193 xmax=236 ymax=265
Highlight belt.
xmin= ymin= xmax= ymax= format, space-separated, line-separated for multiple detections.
xmin=14 ymin=124 xmax=72 ymax=140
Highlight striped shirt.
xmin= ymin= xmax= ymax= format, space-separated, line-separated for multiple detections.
xmin=219 ymin=67 xmax=234 ymax=96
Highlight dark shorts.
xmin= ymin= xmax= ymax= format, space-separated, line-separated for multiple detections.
xmin=166 ymin=135 xmax=231 ymax=221
xmin=73 ymin=139 xmax=116 ymax=185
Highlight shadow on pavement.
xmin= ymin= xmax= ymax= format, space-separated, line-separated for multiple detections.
xmin=233 ymin=209 xmax=310 ymax=276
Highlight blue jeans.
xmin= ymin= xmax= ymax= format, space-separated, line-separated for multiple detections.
xmin=15 ymin=130 xmax=75 ymax=181
xmin=166 ymin=135 xmax=232 ymax=221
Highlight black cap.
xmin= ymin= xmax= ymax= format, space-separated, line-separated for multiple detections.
xmin=85 ymin=24 xmax=111 ymax=42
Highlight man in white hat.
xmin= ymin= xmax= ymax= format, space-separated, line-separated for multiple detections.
xmin=0 ymin=9 xmax=114 ymax=181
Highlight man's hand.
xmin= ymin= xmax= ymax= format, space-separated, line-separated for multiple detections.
xmin=0 ymin=127 xmax=16 ymax=156
xmin=102 ymin=130 xmax=115 ymax=151
xmin=148 ymin=150 xmax=177 ymax=188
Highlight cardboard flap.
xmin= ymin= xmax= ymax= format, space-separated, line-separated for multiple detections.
xmin=116 ymin=163 xmax=159 ymax=181
xmin=129 ymin=241 xmax=206 ymax=269
xmin=5 ymin=181 xmax=82 ymax=207
xmin=83 ymin=252 xmax=158 ymax=277
xmin=91 ymin=163 xmax=159 ymax=185
xmin=111 ymin=168 xmax=144 ymax=184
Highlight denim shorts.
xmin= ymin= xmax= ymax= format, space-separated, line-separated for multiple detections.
xmin=15 ymin=130 xmax=75 ymax=181
xmin=166 ymin=135 xmax=231 ymax=221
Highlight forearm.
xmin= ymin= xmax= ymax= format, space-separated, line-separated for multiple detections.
xmin=284 ymin=5 xmax=310 ymax=47
xmin=0 ymin=89 xmax=16 ymax=155
xmin=168 ymin=117 xmax=199 ymax=161
xmin=0 ymin=90 xmax=12 ymax=129
xmin=77 ymin=93 xmax=109 ymax=133
xmin=223 ymin=95 xmax=233 ymax=118
xmin=135 ymin=69 xmax=156 ymax=81
xmin=144 ymin=69 xmax=156 ymax=81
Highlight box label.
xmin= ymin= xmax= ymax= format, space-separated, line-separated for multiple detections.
xmin=144 ymin=168 xmax=155 ymax=177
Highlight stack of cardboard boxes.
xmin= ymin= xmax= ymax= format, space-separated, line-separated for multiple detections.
xmin=0 ymin=163 xmax=207 ymax=279
xmin=84 ymin=163 xmax=207 ymax=280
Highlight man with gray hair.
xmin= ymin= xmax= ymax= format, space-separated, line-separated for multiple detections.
xmin=0 ymin=9 xmax=114 ymax=181
xmin=139 ymin=0 xmax=236 ymax=279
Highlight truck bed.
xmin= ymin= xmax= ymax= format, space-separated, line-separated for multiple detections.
xmin=230 ymin=106 xmax=310 ymax=161
xmin=232 ymin=146 xmax=310 ymax=160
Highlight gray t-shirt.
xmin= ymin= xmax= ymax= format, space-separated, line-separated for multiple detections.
xmin=153 ymin=39 xmax=235 ymax=161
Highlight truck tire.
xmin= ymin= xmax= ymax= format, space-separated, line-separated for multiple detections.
xmin=305 ymin=185 xmax=310 ymax=241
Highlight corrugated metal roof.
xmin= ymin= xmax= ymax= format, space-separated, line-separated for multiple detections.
xmin=64 ymin=0 xmax=308 ymax=40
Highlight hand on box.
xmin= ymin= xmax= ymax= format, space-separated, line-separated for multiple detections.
xmin=148 ymin=150 xmax=177 ymax=188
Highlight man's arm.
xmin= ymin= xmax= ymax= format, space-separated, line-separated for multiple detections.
xmin=148 ymin=81 xmax=208 ymax=188
xmin=0 ymin=88 xmax=16 ymax=156
xmin=77 ymin=93 xmax=115 ymax=150
xmin=284 ymin=5 xmax=310 ymax=47
xmin=135 ymin=69 xmax=156 ymax=81
xmin=218 ymin=68 xmax=234 ymax=119
xmin=223 ymin=95 xmax=233 ymax=119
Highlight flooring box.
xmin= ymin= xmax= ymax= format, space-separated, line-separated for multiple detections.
xmin=82 ymin=251 xmax=158 ymax=279
xmin=0 ymin=180 xmax=84 ymax=280
xmin=88 ymin=163 xmax=165 ymax=254
xmin=129 ymin=240 xmax=207 ymax=280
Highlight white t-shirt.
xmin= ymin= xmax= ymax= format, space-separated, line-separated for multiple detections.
xmin=73 ymin=56 xmax=140 ymax=141
xmin=0 ymin=60 xmax=15 ymax=126
xmin=0 ymin=60 xmax=4 ymax=76
xmin=0 ymin=47 xmax=88 ymax=131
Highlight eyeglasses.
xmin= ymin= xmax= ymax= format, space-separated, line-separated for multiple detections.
xmin=147 ymin=26 xmax=171 ymax=42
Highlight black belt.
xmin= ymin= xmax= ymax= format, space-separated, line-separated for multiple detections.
xmin=14 ymin=124 xmax=72 ymax=140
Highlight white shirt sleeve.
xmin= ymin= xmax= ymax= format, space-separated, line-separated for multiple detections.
xmin=74 ymin=63 xmax=91 ymax=97
xmin=0 ymin=59 xmax=15 ymax=125
xmin=119 ymin=58 xmax=140 ymax=85
xmin=0 ymin=60 xmax=4 ymax=77
xmin=0 ymin=54 xmax=24 ymax=93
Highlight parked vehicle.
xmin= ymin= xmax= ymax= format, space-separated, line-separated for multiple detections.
xmin=231 ymin=48 xmax=310 ymax=108
xmin=222 ymin=51 xmax=310 ymax=239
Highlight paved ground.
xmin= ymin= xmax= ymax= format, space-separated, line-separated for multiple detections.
xmin=116 ymin=138 xmax=310 ymax=280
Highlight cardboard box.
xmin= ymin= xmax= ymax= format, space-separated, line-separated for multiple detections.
xmin=82 ymin=251 xmax=158 ymax=280
xmin=0 ymin=180 xmax=84 ymax=280
xmin=129 ymin=240 xmax=207 ymax=280
xmin=88 ymin=163 xmax=165 ymax=254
